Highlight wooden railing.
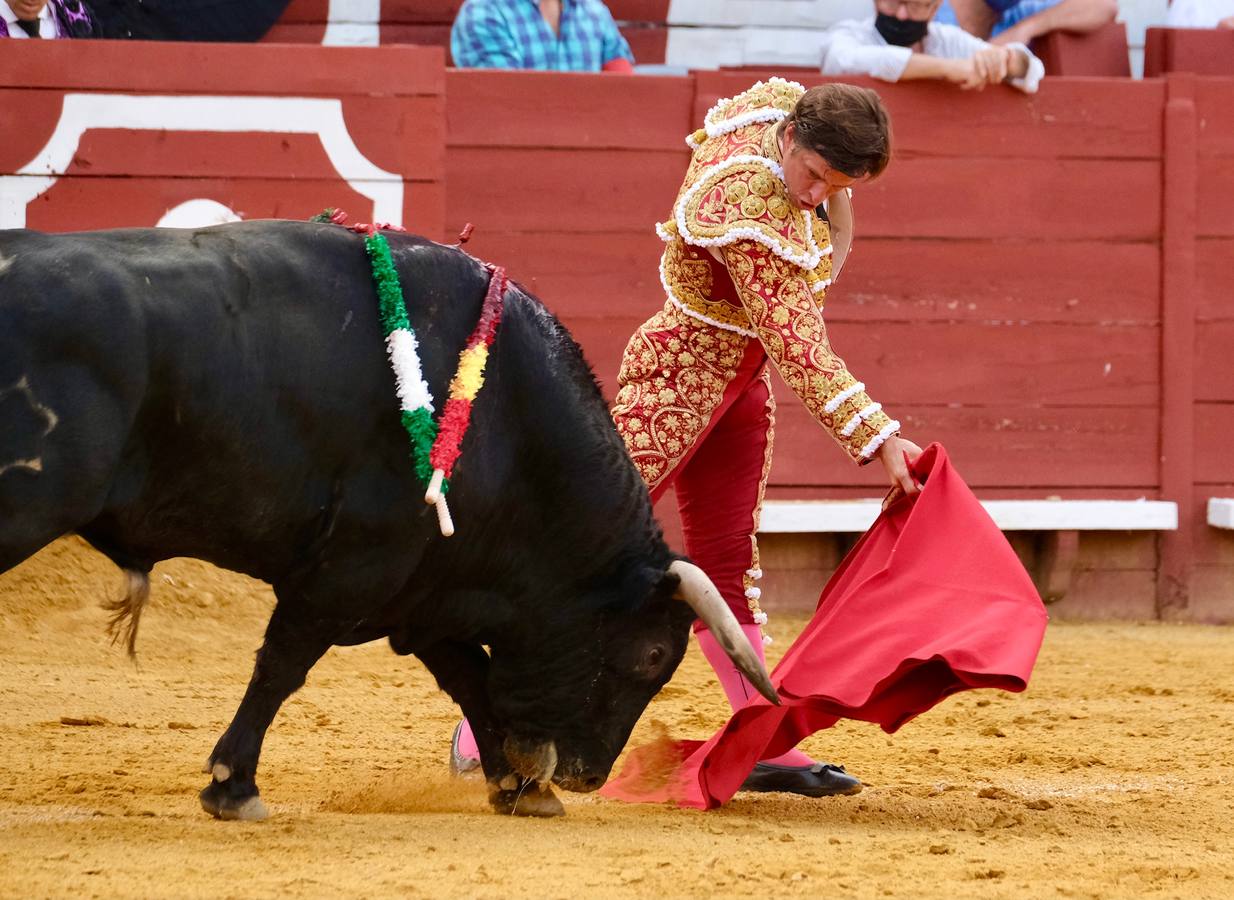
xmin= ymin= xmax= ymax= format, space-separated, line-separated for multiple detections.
xmin=1 ymin=41 xmax=1230 ymax=620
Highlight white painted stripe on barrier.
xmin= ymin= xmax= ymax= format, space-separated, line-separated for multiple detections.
xmin=760 ymin=499 xmax=1179 ymax=533
xmin=0 ymin=94 xmax=403 ymax=229
xmin=665 ymin=25 xmax=825 ymax=68
xmin=323 ymin=0 xmax=380 ymax=46
xmin=322 ymin=22 xmax=380 ymax=46
xmin=662 ymin=0 xmax=861 ymax=68
xmin=156 ymin=199 xmax=243 ymax=229
xmin=666 ymin=0 xmax=867 ymax=28
xmin=1208 ymin=498 xmax=1234 ymax=530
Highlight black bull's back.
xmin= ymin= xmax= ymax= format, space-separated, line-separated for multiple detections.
xmin=0 ymin=220 xmax=697 ymax=819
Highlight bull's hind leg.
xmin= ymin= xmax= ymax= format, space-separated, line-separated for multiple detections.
xmin=199 ymin=604 xmax=335 ymax=821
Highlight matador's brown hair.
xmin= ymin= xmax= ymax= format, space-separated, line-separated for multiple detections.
xmin=786 ymin=84 xmax=892 ymax=179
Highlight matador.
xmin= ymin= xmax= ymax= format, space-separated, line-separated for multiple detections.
xmin=610 ymin=78 xmax=922 ymax=797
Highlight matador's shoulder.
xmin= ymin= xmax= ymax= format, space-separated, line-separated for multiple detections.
xmin=686 ymin=78 xmax=806 ymax=148
xmin=660 ymin=160 xmax=825 ymax=271
xmin=664 ymin=80 xmax=827 ymax=271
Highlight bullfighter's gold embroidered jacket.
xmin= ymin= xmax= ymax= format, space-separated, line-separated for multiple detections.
xmin=613 ymin=79 xmax=899 ymax=489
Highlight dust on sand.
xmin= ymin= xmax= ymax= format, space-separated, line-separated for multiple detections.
xmin=1 ymin=537 xmax=1232 ymax=899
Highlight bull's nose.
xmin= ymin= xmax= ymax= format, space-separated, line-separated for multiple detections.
xmin=580 ymin=775 xmax=605 ymax=792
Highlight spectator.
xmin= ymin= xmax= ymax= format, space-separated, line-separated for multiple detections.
xmin=935 ymin=0 xmax=1118 ymax=46
xmin=820 ymin=0 xmax=1045 ymax=93
xmin=1 ymin=0 xmax=95 ymax=38
xmin=1166 ymin=0 xmax=1234 ymax=28
xmin=451 ymin=0 xmax=635 ymax=71
xmin=86 ymin=1 xmax=292 ymax=41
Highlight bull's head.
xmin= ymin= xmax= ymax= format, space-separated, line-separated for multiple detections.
xmin=485 ymin=561 xmax=777 ymax=803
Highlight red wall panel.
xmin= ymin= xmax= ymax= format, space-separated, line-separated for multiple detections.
xmin=446 ymin=70 xmax=693 ymax=150
xmin=694 ymin=73 xmax=1164 ymax=160
xmin=1197 ymin=323 xmax=1234 ymax=402
xmin=829 ymin=239 xmax=1160 ymax=325
xmin=1197 ymin=239 xmax=1234 ymax=322
xmin=2 ymin=40 xmax=443 ymax=94
xmin=859 ymin=158 xmax=1160 ymax=241
xmin=1196 ymin=404 xmax=1234 ymax=484
xmin=621 ymin=26 xmax=668 ymax=64
xmin=0 ymin=42 xmax=446 ymax=238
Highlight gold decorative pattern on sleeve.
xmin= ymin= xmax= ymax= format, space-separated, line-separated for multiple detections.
xmin=720 ymin=239 xmax=895 ymax=463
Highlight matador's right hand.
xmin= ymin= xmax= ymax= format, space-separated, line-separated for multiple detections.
xmin=878 ymin=436 xmax=924 ymax=510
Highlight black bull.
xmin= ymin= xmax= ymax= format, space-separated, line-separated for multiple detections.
xmin=0 ymin=221 xmax=773 ymax=818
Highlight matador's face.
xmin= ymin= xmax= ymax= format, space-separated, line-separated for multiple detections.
xmin=779 ymin=122 xmax=861 ymax=212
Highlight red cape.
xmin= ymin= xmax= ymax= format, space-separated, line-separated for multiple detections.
xmin=601 ymin=444 xmax=1048 ymax=809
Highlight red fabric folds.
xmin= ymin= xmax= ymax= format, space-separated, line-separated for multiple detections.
xmin=601 ymin=444 xmax=1048 ymax=809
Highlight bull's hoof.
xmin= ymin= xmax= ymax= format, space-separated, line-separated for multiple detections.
xmin=199 ymin=779 xmax=269 ymax=821
xmin=487 ymin=781 xmax=565 ymax=818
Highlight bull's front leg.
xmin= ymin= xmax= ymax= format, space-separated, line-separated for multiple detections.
xmin=199 ymin=607 xmax=334 ymax=821
xmin=415 ymin=641 xmax=564 ymax=818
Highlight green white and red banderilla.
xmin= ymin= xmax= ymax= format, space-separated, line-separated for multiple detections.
xmin=347 ymin=209 xmax=505 ymax=537
xmin=423 ymin=264 xmax=507 ymax=514
xmin=360 ymin=225 xmax=452 ymax=534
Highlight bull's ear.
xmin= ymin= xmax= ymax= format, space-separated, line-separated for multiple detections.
xmin=625 ymin=563 xmax=682 ymax=611
xmin=636 ymin=562 xmax=686 ymax=609
xmin=650 ymin=564 xmax=683 ymax=605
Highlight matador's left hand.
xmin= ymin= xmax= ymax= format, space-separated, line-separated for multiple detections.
xmin=877 ymin=435 xmax=924 ymax=510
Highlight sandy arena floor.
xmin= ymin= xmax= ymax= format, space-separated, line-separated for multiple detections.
xmin=1 ymin=537 xmax=1232 ymax=899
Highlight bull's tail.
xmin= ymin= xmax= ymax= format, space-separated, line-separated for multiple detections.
xmin=103 ymin=568 xmax=151 ymax=659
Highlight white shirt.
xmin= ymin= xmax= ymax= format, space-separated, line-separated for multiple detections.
xmin=1 ymin=1 xmax=58 ymax=38
xmin=819 ymin=17 xmax=1044 ymax=94
xmin=1166 ymin=0 xmax=1234 ymax=27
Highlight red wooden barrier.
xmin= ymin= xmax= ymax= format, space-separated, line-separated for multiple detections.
xmin=1191 ymin=73 xmax=1234 ymax=611
xmin=1158 ymin=74 xmax=1199 ymax=616
xmin=0 ymin=41 xmax=445 ymax=237
xmin=1145 ymin=27 xmax=1234 ymax=77
xmin=443 ymin=69 xmax=694 ymax=381
xmin=1 ymin=46 xmax=1231 ymax=620
xmin=1032 ymin=21 xmax=1130 ymax=77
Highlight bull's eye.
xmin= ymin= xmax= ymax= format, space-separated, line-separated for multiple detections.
xmin=642 ymin=645 xmax=666 ymax=672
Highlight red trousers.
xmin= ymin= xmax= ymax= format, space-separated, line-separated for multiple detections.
xmin=641 ymin=343 xmax=773 ymax=626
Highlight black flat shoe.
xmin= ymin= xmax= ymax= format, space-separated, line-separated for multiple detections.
xmin=739 ymin=762 xmax=863 ymax=797
xmin=449 ymin=722 xmax=481 ymax=778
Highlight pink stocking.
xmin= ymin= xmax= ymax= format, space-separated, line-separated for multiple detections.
xmin=455 ymin=718 xmax=479 ymax=762
xmin=696 ymin=623 xmax=815 ymax=767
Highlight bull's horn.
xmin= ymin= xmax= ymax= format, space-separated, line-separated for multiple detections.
xmin=669 ymin=560 xmax=780 ymax=706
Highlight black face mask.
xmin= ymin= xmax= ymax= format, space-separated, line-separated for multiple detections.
xmin=875 ymin=12 xmax=930 ymax=47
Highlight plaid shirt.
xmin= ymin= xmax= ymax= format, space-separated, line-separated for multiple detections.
xmin=451 ymin=0 xmax=634 ymax=71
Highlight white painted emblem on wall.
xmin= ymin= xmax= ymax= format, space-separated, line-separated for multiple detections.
xmin=157 ymin=199 xmax=244 ymax=229
xmin=0 ymin=93 xmax=403 ymax=229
